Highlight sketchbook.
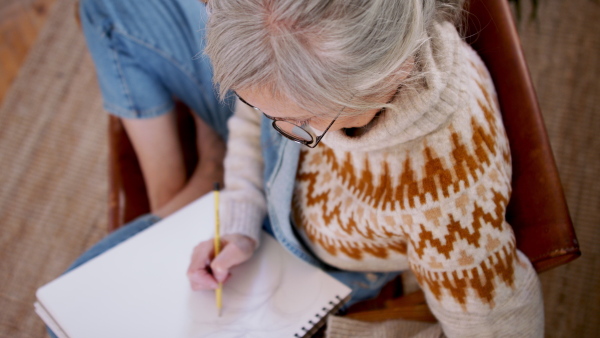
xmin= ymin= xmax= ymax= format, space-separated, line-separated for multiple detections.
xmin=35 ymin=193 xmax=351 ymax=338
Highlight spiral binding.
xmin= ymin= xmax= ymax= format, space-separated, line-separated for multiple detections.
xmin=293 ymin=294 xmax=349 ymax=337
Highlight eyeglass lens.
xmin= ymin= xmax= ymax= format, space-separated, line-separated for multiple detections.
xmin=274 ymin=120 xmax=313 ymax=142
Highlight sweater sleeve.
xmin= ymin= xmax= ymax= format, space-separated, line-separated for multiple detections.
xmin=406 ymin=167 xmax=544 ymax=337
xmin=219 ymin=100 xmax=266 ymax=245
xmin=428 ymin=250 xmax=543 ymax=338
xmin=402 ymin=33 xmax=544 ymax=337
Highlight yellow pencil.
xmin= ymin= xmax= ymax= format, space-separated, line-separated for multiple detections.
xmin=213 ymin=183 xmax=223 ymax=317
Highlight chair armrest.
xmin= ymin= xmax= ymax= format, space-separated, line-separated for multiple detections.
xmin=108 ymin=116 xmax=150 ymax=232
xmin=466 ymin=0 xmax=580 ymax=272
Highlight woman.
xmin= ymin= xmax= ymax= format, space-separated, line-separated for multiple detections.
xmin=72 ymin=0 xmax=543 ymax=336
xmin=187 ymin=0 xmax=544 ymax=336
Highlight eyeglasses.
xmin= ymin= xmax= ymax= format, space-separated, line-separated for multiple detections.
xmin=235 ymin=93 xmax=343 ymax=148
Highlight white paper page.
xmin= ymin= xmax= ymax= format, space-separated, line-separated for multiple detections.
xmin=36 ymin=193 xmax=351 ymax=338
xmin=34 ymin=302 xmax=68 ymax=338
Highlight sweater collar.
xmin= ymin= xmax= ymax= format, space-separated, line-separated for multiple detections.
xmin=319 ymin=21 xmax=465 ymax=152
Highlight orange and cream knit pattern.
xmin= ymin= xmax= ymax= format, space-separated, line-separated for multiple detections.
xmin=291 ymin=21 xmax=543 ymax=337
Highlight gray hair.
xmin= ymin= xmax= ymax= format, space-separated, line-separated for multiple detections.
xmin=205 ymin=0 xmax=462 ymax=117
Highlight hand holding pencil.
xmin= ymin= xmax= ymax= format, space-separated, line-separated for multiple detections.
xmin=187 ymin=234 xmax=255 ymax=289
xmin=186 ymin=187 xmax=257 ymax=313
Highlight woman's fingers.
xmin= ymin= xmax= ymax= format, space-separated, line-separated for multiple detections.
xmin=187 ymin=234 xmax=257 ymax=290
xmin=187 ymin=240 xmax=219 ymax=290
xmin=189 ymin=268 xmax=219 ymax=290
xmin=210 ymin=235 xmax=256 ymax=282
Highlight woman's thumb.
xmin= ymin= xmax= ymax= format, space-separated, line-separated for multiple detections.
xmin=210 ymin=241 xmax=253 ymax=282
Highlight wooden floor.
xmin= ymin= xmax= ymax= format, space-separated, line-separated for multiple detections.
xmin=0 ymin=0 xmax=57 ymax=103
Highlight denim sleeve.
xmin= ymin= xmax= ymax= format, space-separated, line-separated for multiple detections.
xmin=79 ymin=0 xmax=174 ymax=119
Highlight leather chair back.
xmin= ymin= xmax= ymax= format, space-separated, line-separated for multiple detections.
xmin=465 ymin=0 xmax=580 ymax=272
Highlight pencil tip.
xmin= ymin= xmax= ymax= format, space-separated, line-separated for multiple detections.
xmin=214 ymin=182 xmax=220 ymax=191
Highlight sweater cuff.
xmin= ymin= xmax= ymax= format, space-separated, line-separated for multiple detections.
xmin=326 ymin=315 xmax=442 ymax=338
xmin=219 ymin=198 xmax=265 ymax=246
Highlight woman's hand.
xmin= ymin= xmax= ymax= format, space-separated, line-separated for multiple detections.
xmin=187 ymin=233 xmax=256 ymax=290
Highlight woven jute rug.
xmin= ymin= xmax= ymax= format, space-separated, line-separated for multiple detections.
xmin=0 ymin=0 xmax=598 ymax=337
xmin=0 ymin=0 xmax=107 ymax=336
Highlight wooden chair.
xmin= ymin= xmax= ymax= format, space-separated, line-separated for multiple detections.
xmin=464 ymin=0 xmax=580 ymax=273
xmin=106 ymin=0 xmax=580 ymax=323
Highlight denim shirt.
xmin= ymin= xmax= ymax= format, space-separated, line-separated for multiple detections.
xmin=259 ymin=117 xmax=401 ymax=306
xmin=260 ymin=118 xmax=322 ymax=265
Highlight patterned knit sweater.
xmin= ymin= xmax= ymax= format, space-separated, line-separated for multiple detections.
xmin=221 ymin=21 xmax=543 ymax=337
